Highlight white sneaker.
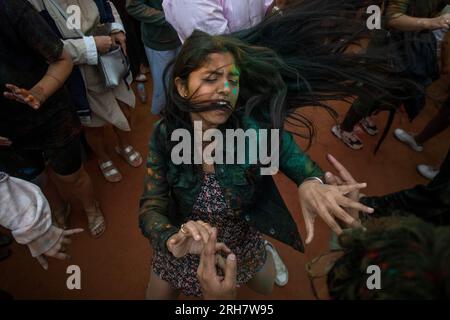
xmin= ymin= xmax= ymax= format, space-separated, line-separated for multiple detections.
xmin=331 ymin=125 xmax=363 ymax=150
xmin=417 ymin=165 xmax=439 ymax=180
xmin=264 ymin=240 xmax=288 ymax=286
xmin=394 ymin=128 xmax=423 ymax=152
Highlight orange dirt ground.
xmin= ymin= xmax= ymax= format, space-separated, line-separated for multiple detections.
xmin=0 ymin=80 xmax=448 ymax=300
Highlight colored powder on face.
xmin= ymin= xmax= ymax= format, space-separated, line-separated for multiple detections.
xmin=231 ymin=64 xmax=241 ymax=77
xmin=224 ymin=81 xmax=230 ymax=89
xmin=232 ymin=87 xmax=238 ymax=96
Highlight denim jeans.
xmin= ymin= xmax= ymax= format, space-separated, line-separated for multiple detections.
xmin=145 ymin=46 xmax=180 ymax=115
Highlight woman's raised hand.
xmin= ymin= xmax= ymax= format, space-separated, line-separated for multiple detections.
xmin=324 ymin=154 xmax=362 ymax=220
xmin=298 ymin=155 xmax=373 ymax=244
xmin=167 ymin=220 xmax=231 ymax=258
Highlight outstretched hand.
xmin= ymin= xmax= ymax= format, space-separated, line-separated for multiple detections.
xmin=298 ymin=154 xmax=373 ymax=244
xmin=324 ymin=154 xmax=361 ymax=219
xmin=3 ymin=84 xmax=44 ymax=109
xmin=36 ymin=228 xmax=84 ymax=270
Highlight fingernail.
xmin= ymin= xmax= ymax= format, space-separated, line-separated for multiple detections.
xmin=228 ymin=254 xmax=236 ymax=260
xmin=368 ymin=207 xmax=374 ymax=213
xmin=325 ymin=172 xmax=331 ymax=178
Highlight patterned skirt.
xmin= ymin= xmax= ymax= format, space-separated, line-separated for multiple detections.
xmin=152 ymin=173 xmax=266 ymax=297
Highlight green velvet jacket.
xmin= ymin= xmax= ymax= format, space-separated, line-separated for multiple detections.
xmin=139 ymin=116 xmax=324 ymax=254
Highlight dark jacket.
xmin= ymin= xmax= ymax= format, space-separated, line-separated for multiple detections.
xmin=362 ymin=149 xmax=450 ymax=226
xmin=139 ymin=116 xmax=324 ymax=254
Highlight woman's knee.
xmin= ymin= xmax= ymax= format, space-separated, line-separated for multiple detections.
xmin=146 ymin=271 xmax=179 ymax=300
xmin=248 ymin=252 xmax=276 ymax=295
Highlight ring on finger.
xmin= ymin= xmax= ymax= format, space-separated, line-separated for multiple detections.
xmin=180 ymin=224 xmax=188 ymax=234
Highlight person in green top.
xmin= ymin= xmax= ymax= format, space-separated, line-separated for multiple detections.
xmin=139 ymin=30 xmax=376 ymax=299
xmin=126 ymin=0 xmax=181 ymax=115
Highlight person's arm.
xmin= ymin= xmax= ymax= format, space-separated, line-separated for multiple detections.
xmin=278 ymin=131 xmax=324 ymax=185
xmin=386 ymin=0 xmax=450 ymax=31
xmin=139 ymin=121 xmax=179 ymax=253
xmin=277 ymin=132 xmax=372 ymax=244
xmin=63 ymin=1 xmax=122 ymax=65
xmin=126 ymin=0 xmax=167 ymax=26
xmin=108 ymin=0 xmax=126 ymax=33
xmin=17 ymin=48 xmax=71 ymax=108
xmin=360 ymin=183 xmax=450 ymax=225
xmin=0 ymin=174 xmax=83 ymax=269
xmin=2 ymin=0 xmax=73 ymax=109
xmin=108 ymin=1 xmax=127 ymax=55
xmin=63 ymin=37 xmax=105 ymax=66
xmin=0 ymin=174 xmax=62 ymax=258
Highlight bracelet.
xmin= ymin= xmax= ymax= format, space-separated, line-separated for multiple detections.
xmin=44 ymin=74 xmax=64 ymax=85
xmin=303 ymin=176 xmax=325 ymax=185
xmin=29 ymin=87 xmax=47 ymax=105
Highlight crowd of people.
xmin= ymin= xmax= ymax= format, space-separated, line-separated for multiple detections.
xmin=0 ymin=0 xmax=449 ymax=300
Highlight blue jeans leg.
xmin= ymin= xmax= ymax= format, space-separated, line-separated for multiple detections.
xmin=145 ymin=46 xmax=180 ymax=115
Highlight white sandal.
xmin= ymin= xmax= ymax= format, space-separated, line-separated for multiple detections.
xmin=85 ymin=201 xmax=106 ymax=238
xmin=115 ymin=145 xmax=143 ymax=168
xmin=99 ymin=160 xmax=122 ymax=183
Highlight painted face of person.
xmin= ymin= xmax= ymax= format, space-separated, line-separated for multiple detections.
xmin=176 ymin=52 xmax=240 ymax=129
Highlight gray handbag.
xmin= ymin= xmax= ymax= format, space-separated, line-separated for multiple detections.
xmin=48 ymin=0 xmax=130 ymax=89
xmin=98 ymin=44 xmax=130 ymax=89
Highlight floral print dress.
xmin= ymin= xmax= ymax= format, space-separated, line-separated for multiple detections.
xmin=152 ymin=172 xmax=266 ymax=297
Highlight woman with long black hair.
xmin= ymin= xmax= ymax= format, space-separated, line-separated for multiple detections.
xmin=139 ymin=0 xmax=414 ymax=299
